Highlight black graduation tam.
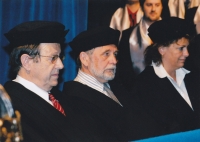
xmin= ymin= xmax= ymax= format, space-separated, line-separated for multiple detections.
xmin=148 ymin=17 xmax=194 ymax=44
xmin=4 ymin=21 xmax=69 ymax=47
xmin=69 ymin=27 xmax=120 ymax=58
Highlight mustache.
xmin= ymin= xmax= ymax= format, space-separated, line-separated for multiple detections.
xmin=106 ymin=66 xmax=116 ymax=70
xmin=150 ymin=11 xmax=156 ymax=13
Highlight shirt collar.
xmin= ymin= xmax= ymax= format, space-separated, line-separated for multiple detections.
xmin=74 ymin=69 xmax=105 ymax=92
xmin=13 ymin=75 xmax=52 ymax=105
xmin=127 ymin=7 xmax=138 ymax=15
xmin=152 ymin=62 xmax=190 ymax=86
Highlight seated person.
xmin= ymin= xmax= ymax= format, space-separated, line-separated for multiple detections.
xmin=132 ymin=17 xmax=200 ymax=136
xmin=3 ymin=21 xmax=92 ymax=141
xmin=63 ymin=27 xmax=164 ymax=141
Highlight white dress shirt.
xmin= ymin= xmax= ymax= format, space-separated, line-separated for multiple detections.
xmin=13 ymin=75 xmax=53 ymax=105
xmin=74 ymin=70 xmax=110 ymax=97
xmin=74 ymin=70 xmax=122 ymax=106
xmin=152 ymin=62 xmax=193 ymax=109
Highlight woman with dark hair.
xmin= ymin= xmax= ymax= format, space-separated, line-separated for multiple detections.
xmin=144 ymin=34 xmax=190 ymax=68
xmin=132 ymin=17 xmax=200 ymax=136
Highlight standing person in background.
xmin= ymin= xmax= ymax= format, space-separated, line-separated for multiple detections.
xmin=115 ymin=0 xmax=163 ymax=91
xmin=133 ymin=17 xmax=200 ymax=136
xmin=110 ymin=0 xmax=143 ymax=38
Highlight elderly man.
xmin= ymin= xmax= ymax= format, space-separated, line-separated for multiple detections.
xmin=116 ymin=0 xmax=163 ymax=91
xmin=62 ymin=27 xmax=163 ymax=141
xmin=3 ymin=21 xmax=89 ymax=141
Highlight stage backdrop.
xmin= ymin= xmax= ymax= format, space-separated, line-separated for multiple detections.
xmin=0 ymin=0 xmax=88 ymax=90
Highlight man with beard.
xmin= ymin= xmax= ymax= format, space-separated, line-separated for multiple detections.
xmin=62 ymin=27 xmax=163 ymax=141
xmin=115 ymin=0 xmax=163 ymax=91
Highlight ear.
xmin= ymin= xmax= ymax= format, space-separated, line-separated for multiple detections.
xmin=79 ymin=52 xmax=90 ymax=67
xmin=158 ymin=46 xmax=166 ymax=56
xmin=20 ymin=54 xmax=32 ymax=71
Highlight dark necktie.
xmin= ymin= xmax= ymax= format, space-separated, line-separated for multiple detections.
xmin=129 ymin=14 xmax=136 ymax=27
xmin=49 ymin=94 xmax=66 ymax=116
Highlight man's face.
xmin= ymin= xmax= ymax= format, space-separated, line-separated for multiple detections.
xmin=161 ymin=37 xmax=189 ymax=71
xmin=29 ymin=43 xmax=64 ymax=91
xmin=87 ymin=44 xmax=118 ymax=83
xmin=143 ymin=0 xmax=163 ymax=22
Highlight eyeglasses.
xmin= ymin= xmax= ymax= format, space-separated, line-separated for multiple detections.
xmin=38 ymin=54 xmax=65 ymax=63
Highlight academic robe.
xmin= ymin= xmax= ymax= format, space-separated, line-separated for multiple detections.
xmin=109 ymin=6 xmax=143 ymax=33
xmin=115 ymin=26 xmax=138 ymax=91
xmin=132 ymin=66 xmax=200 ymax=135
xmin=4 ymin=81 xmax=97 ymax=142
xmin=63 ymin=81 xmax=164 ymax=141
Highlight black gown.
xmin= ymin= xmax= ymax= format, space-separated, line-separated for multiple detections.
xmin=4 ymin=81 xmax=101 ymax=142
xmin=132 ymin=66 xmax=200 ymax=135
xmin=63 ymin=81 xmax=164 ymax=141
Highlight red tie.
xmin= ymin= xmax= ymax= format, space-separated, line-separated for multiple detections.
xmin=49 ymin=94 xmax=66 ymax=116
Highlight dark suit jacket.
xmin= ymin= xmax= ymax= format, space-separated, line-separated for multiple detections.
xmin=133 ymin=66 xmax=200 ymax=135
xmin=63 ymin=81 xmax=164 ymax=141
xmin=4 ymin=81 xmax=95 ymax=142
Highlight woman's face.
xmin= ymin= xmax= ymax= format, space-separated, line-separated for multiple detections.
xmin=159 ymin=37 xmax=189 ymax=71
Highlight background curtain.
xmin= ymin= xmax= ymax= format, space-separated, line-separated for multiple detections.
xmin=0 ymin=0 xmax=88 ymax=90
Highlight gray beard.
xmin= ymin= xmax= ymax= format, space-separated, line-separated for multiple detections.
xmin=90 ymin=64 xmax=116 ymax=82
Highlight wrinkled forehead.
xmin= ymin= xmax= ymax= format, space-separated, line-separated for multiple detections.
xmin=94 ymin=44 xmax=118 ymax=51
xmin=38 ymin=43 xmax=61 ymax=53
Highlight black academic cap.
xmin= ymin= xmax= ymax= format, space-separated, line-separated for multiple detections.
xmin=69 ymin=27 xmax=120 ymax=59
xmin=4 ymin=21 xmax=69 ymax=47
xmin=148 ymin=17 xmax=194 ymax=44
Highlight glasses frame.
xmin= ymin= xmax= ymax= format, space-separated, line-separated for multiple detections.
xmin=38 ymin=54 xmax=65 ymax=63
